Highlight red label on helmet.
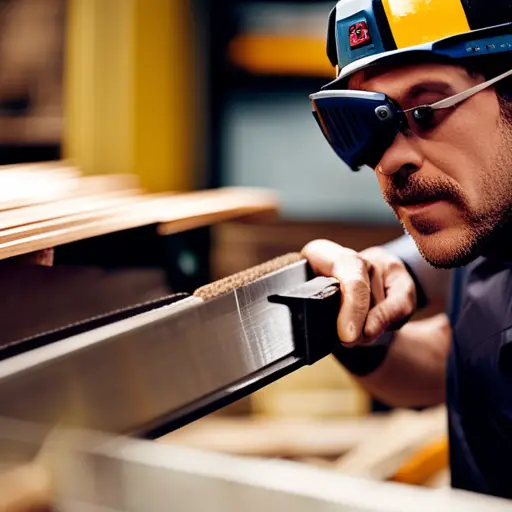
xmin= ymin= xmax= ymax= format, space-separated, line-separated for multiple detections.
xmin=349 ymin=21 xmax=371 ymax=48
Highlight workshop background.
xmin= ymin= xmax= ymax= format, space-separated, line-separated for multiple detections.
xmin=0 ymin=0 xmax=448 ymax=489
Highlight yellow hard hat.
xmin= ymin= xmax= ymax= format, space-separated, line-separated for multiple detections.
xmin=325 ymin=0 xmax=512 ymax=89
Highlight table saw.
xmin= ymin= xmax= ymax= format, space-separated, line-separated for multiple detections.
xmin=0 ymin=252 xmax=509 ymax=510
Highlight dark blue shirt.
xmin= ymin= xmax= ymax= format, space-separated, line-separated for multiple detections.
xmin=448 ymin=257 xmax=512 ymax=499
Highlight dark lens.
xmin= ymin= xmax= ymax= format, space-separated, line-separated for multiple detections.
xmin=311 ymin=93 xmax=402 ymax=171
xmin=408 ymin=105 xmax=453 ymax=134
xmin=412 ymin=106 xmax=434 ymax=126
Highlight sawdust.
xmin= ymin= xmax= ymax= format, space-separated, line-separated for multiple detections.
xmin=194 ymin=253 xmax=303 ymax=301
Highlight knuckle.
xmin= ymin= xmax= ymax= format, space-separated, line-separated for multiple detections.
xmin=352 ymin=251 xmax=366 ymax=267
xmin=397 ymin=278 xmax=417 ymax=313
xmin=339 ymin=246 xmax=359 ymax=260
xmin=361 ymin=247 xmax=411 ymax=276
xmin=360 ymin=247 xmax=404 ymax=278
xmin=330 ymin=249 xmax=361 ymax=275
xmin=387 ymin=258 xmax=402 ymax=270
xmin=300 ymin=238 xmax=326 ymax=256
xmin=360 ymin=246 xmax=387 ymax=261
xmin=387 ymin=258 xmax=407 ymax=274
xmin=376 ymin=302 xmax=401 ymax=327
xmin=400 ymin=298 xmax=415 ymax=319
xmin=407 ymin=282 xmax=417 ymax=304
xmin=302 ymin=239 xmax=358 ymax=271
xmin=384 ymin=299 xmax=414 ymax=330
xmin=371 ymin=305 xmax=388 ymax=327
xmin=390 ymin=298 xmax=408 ymax=318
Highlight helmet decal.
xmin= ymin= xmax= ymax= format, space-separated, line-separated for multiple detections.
xmin=349 ymin=20 xmax=372 ymax=48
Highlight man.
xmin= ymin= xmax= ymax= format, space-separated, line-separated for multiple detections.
xmin=303 ymin=0 xmax=512 ymax=500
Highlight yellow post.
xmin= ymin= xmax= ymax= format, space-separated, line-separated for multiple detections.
xmin=63 ymin=0 xmax=196 ymax=192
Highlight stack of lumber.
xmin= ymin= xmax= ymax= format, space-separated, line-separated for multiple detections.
xmin=160 ymin=406 xmax=450 ymax=489
xmin=0 ymin=161 xmax=279 ymax=261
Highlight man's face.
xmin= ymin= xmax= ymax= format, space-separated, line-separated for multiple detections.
xmin=349 ymin=62 xmax=512 ymax=268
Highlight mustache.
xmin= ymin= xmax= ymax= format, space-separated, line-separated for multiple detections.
xmin=383 ymin=175 xmax=465 ymax=207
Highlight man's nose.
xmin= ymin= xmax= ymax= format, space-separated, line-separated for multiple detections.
xmin=375 ymin=133 xmax=424 ymax=177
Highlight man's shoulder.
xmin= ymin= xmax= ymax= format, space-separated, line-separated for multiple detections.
xmin=465 ymin=255 xmax=512 ymax=285
xmin=459 ymin=255 xmax=512 ymax=332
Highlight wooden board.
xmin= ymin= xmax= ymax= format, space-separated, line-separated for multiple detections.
xmin=0 ymin=188 xmax=141 ymax=231
xmin=0 ymin=186 xmax=279 ymax=260
xmin=0 ymin=164 xmax=79 ymax=211
xmin=333 ymin=407 xmax=447 ymax=481
xmin=0 ymin=165 xmax=138 ymax=211
xmin=156 ymin=187 xmax=279 ymax=235
xmin=158 ymin=415 xmax=387 ymax=458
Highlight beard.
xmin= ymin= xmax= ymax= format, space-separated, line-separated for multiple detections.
xmin=382 ymin=125 xmax=512 ymax=269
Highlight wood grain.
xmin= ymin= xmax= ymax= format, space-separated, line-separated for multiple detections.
xmin=156 ymin=187 xmax=279 ymax=235
xmin=0 ymin=189 xmax=141 ymax=231
xmin=0 ymin=162 xmax=280 ymax=260
xmin=0 ymin=164 xmax=139 ymax=211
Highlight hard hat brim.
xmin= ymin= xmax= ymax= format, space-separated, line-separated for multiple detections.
xmin=323 ymin=22 xmax=512 ymax=91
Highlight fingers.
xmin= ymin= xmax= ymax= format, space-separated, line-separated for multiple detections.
xmin=366 ymin=259 xmax=385 ymax=307
xmin=302 ymin=239 xmax=371 ymax=343
xmin=364 ymin=260 xmax=416 ymax=339
xmin=303 ymin=240 xmax=417 ymax=346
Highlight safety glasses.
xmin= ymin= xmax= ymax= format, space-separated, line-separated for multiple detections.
xmin=310 ymin=67 xmax=512 ymax=172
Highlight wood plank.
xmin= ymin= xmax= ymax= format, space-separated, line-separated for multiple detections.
xmin=0 ymin=174 xmax=120 ymax=211
xmin=157 ymin=187 xmax=279 ymax=235
xmin=0 ymin=195 xmax=145 ymax=240
xmin=334 ymin=407 xmax=447 ymax=481
xmin=59 ymin=174 xmax=141 ymax=195
xmin=0 ymin=163 xmax=140 ymax=211
xmin=0 ymin=188 xmax=279 ymax=260
xmin=0 ymin=198 xmax=156 ymax=259
xmin=0 ymin=188 xmax=141 ymax=230
xmin=158 ymin=415 xmax=388 ymax=458
xmin=0 ymin=161 xmax=77 ymax=176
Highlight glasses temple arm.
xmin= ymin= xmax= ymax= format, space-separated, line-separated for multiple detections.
xmin=429 ymin=67 xmax=512 ymax=110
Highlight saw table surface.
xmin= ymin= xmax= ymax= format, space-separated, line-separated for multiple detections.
xmin=0 ymin=419 xmax=509 ymax=512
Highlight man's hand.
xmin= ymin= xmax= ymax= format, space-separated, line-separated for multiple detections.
xmin=0 ymin=463 xmax=53 ymax=511
xmin=301 ymin=239 xmax=417 ymax=345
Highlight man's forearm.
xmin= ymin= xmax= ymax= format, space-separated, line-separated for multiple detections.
xmin=352 ymin=313 xmax=451 ymax=408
